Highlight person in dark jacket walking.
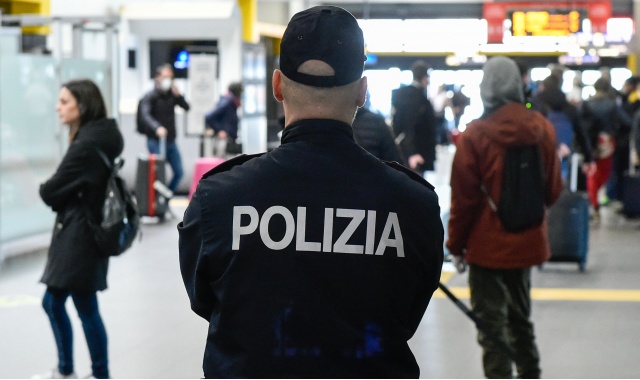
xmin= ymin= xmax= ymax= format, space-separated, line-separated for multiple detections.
xmin=534 ymin=75 xmax=596 ymax=182
xmin=205 ymin=82 xmax=243 ymax=157
xmin=138 ymin=64 xmax=190 ymax=192
xmin=447 ymin=57 xmax=563 ymax=379
xmin=179 ymin=6 xmax=443 ymax=378
xmin=580 ymin=78 xmax=620 ymax=219
xmin=391 ymin=60 xmax=437 ymax=173
xmin=606 ymin=76 xmax=640 ymax=204
xmin=352 ymin=97 xmax=406 ymax=165
xmin=36 ymin=79 xmax=124 ymax=379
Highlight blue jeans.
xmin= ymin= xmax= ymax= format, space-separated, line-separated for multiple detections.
xmin=42 ymin=288 xmax=109 ymax=379
xmin=147 ymin=139 xmax=183 ymax=192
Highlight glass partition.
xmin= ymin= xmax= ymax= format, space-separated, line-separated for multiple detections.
xmin=0 ymin=55 xmax=60 ymax=247
xmin=60 ymin=58 xmax=112 ymax=117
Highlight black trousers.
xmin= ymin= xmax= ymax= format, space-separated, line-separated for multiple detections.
xmin=469 ymin=264 xmax=541 ymax=379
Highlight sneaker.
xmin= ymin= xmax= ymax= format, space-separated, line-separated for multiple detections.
xmin=32 ymin=369 xmax=78 ymax=379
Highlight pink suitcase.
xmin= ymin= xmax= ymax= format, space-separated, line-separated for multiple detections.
xmin=189 ymin=157 xmax=225 ymax=199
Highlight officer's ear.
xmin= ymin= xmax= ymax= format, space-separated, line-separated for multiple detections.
xmin=272 ymin=70 xmax=284 ymax=102
xmin=356 ymin=76 xmax=368 ymax=107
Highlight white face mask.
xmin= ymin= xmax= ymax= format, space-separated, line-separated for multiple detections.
xmin=160 ymin=77 xmax=172 ymax=92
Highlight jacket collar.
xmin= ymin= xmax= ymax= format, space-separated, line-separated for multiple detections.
xmin=281 ymin=119 xmax=354 ymax=145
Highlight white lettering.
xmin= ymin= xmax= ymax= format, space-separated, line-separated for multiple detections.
xmin=323 ymin=208 xmax=334 ymax=252
xmin=231 ymin=206 xmax=405 ymax=257
xmin=296 ymin=207 xmax=321 ymax=252
xmin=365 ymin=210 xmax=376 ymax=255
xmin=334 ymin=208 xmax=365 ymax=254
xmin=232 ymin=206 xmax=259 ymax=250
xmin=375 ymin=212 xmax=405 ymax=257
xmin=259 ymin=206 xmax=295 ymax=250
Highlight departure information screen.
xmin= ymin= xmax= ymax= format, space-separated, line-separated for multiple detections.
xmin=509 ymin=10 xmax=585 ymax=37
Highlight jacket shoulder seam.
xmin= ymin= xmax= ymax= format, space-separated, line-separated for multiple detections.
xmin=201 ymin=153 xmax=265 ymax=180
xmin=384 ymin=161 xmax=435 ymax=191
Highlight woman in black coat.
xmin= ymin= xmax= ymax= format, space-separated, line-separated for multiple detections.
xmin=36 ymin=79 xmax=123 ymax=379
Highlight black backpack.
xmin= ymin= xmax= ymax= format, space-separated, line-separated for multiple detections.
xmin=483 ymin=145 xmax=546 ymax=233
xmin=87 ymin=150 xmax=140 ymax=257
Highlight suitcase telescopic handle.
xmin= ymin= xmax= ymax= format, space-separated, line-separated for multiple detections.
xmin=159 ymin=135 xmax=167 ymax=160
xmin=570 ymin=153 xmax=580 ymax=193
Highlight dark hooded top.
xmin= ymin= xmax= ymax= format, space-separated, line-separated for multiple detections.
xmin=39 ymin=118 xmax=124 ymax=292
xmin=447 ymin=57 xmax=563 ymax=268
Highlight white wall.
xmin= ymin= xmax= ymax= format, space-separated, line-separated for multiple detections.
xmin=121 ymin=7 xmax=243 ymax=108
xmin=49 ymin=0 xmax=243 ymax=111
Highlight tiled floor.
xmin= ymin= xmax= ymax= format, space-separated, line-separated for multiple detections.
xmin=1 ymin=146 xmax=640 ymax=378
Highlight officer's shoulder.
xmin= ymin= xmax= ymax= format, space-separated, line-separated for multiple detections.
xmin=201 ymin=153 xmax=265 ymax=180
xmin=384 ymin=161 xmax=435 ymax=191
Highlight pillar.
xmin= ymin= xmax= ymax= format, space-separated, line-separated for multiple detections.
xmin=238 ymin=0 xmax=258 ymax=43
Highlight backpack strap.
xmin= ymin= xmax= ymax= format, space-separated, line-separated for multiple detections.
xmin=95 ymin=149 xmax=113 ymax=169
xmin=95 ymin=149 xmax=124 ymax=172
xmin=79 ymin=149 xmax=120 ymax=225
xmin=480 ymin=184 xmax=498 ymax=212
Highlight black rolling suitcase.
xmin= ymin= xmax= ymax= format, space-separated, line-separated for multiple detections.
xmin=546 ymin=154 xmax=590 ymax=272
xmin=136 ymin=137 xmax=170 ymax=220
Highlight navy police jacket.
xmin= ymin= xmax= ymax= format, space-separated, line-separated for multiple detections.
xmin=178 ymin=119 xmax=444 ymax=378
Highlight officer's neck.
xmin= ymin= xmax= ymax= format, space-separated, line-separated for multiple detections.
xmin=282 ymin=106 xmax=357 ymax=128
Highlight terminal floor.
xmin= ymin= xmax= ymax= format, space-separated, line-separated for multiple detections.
xmin=2 ymin=146 xmax=640 ymax=379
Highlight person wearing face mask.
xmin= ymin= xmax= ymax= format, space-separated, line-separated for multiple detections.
xmin=138 ymin=63 xmax=190 ymax=192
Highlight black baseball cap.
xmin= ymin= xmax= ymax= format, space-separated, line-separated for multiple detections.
xmin=280 ymin=6 xmax=366 ymax=88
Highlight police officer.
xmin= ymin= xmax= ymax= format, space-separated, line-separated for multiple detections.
xmin=178 ymin=6 xmax=443 ymax=378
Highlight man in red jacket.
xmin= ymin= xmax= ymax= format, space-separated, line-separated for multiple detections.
xmin=446 ymin=56 xmax=563 ymax=378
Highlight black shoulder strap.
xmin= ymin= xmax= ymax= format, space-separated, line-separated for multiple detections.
xmin=201 ymin=153 xmax=265 ymax=180
xmin=95 ymin=149 xmax=124 ymax=172
xmin=95 ymin=149 xmax=113 ymax=170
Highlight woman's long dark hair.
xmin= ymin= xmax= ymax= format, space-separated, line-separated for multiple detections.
xmin=63 ymin=79 xmax=107 ymax=125
xmin=62 ymin=79 xmax=107 ymax=143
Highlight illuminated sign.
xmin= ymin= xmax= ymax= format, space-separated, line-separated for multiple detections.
xmin=510 ymin=10 xmax=585 ymax=37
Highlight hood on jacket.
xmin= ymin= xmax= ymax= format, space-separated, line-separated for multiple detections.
xmin=479 ymin=102 xmax=546 ymax=146
xmin=476 ymin=57 xmax=543 ymax=147
xmin=480 ymin=56 xmax=524 ymax=116
xmin=76 ymin=118 xmax=124 ymax=160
